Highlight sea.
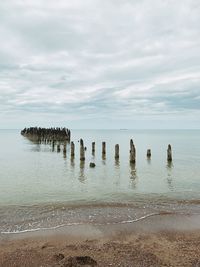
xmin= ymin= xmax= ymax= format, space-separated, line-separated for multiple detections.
xmin=0 ymin=129 xmax=200 ymax=234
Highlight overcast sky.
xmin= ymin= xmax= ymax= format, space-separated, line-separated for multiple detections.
xmin=0 ymin=0 xmax=200 ymax=129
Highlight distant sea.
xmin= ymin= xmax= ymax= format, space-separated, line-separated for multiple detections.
xmin=0 ymin=129 xmax=200 ymax=234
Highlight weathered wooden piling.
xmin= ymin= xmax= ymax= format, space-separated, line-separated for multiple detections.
xmin=115 ymin=144 xmax=119 ymax=159
xmin=52 ymin=140 xmax=55 ymax=150
xmin=102 ymin=142 xmax=106 ymax=155
xmin=147 ymin=149 xmax=151 ymax=158
xmin=92 ymin=142 xmax=95 ymax=154
xmin=71 ymin=142 xmax=75 ymax=158
xmin=80 ymin=139 xmax=85 ymax=161
xmin=167 ymin=144 xmax=172 ymax=162
xmin=130 ymin=139 xmax=136 ymax=164
xmin=63 ymin=143 xmax=67 ymax=154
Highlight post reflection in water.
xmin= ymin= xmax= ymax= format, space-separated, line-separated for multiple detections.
xmin=115 ymin=158 xmax=120 ymax=168
xmin=52 ymin=143 xmax=55 ymax=152
xmin=31 ymin=143 xmax=41 ymax=152
xmin=63 ymin=143 xmax=67 ymax=159
xmin=70 ymin=157 xmax=75 ymax=168
xmin=147 ymin=157 xmax=151 ymax=165
xmin=114 ymin=159 xmax=120 ymax=186
xmin=27 ymin=138 xmax=41 ymax=152
xmin=102 ymin=154 xmax=106 ymax=165
xmin=63 ymin=150 xmax=67 ymax=160
xmin=79 ymin=161 xmax=86 ymax=183
xmin=166 ymin=161 xmax=174 ymax=190
xmin=129 ymin=163 xmax=138 ymax=189
xmin=91 ymin=152 xmax=95 ymax=162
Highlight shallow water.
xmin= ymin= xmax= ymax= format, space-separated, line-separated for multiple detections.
xmin=0 ymin=129 xmax=200 ymax=233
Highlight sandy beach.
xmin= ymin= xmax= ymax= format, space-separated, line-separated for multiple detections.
xmin=1 ymin=213 xmax=200 ymax=267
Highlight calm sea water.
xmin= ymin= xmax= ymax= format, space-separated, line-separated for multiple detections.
xmin=0 ymin=129 xmax=200 ymax=233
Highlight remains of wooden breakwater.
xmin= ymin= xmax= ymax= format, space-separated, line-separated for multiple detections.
xmin=21 ymin=128 xmax=173 ymax=164
xmin=69 ymin=139 xmax=172 ymax=164
xmin=21 ymin=127 xmax=71 ymax=143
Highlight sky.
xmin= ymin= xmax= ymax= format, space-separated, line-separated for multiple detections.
xmin=0 ymin=0 xmax=200 ymax=129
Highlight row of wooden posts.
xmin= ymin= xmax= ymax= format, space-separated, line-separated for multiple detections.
xmin=54 ymin=139 xmax=173 ymax=163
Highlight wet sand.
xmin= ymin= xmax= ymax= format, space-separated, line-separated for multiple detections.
xmin=1 ymin=214 xmax=200 ymax=267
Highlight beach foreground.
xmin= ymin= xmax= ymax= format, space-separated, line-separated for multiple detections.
xmin=1 ymin=214 xmax=200 ymax=267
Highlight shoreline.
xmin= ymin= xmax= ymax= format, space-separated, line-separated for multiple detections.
xmin=1 ymin=197 xmax=200 ymax=235
xmin=1 ymin=213 xmax=200 ymax=266
xmin=1 ymin=212 xmax=200 ymax=239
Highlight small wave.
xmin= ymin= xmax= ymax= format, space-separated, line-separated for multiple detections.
xmin=0 ymin=212 xmax=172 ymax=235
xmin=0 ymin=222 xmax=83 ymax=234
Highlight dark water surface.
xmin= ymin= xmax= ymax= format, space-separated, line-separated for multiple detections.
xmin=0 ymin=129 xmax=200 ymax=233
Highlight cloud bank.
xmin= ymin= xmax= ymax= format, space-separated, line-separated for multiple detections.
xmin=0 ymin=0 xmax=200 ymax=128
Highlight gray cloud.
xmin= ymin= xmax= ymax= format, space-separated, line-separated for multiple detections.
xmin=0 ymin=0 xmax=200 ymax=128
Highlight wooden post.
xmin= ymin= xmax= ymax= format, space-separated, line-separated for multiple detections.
xmin=80 ymin=139 xmax=85 ymax=161
xmin=57 ymin=144 xmax=61 ymax=152
xmin=71 ymin=142 xmax=75 ymax=158
xmin=102 ymin=142 xmax=106 ymax=156
xmin=52 ymin=140 xmax=55 ymax=151
xmin=147 ymin=149 xmax=151 ymax=158
xmin=167 ymin=144 xmax=172 ymax=162
xmin=130 ymin=139 xmax=136 ymax=163
xmin=63 ymin=143 xmax=67 ymax=154
xmin=92 ymin=142 xmax=95 ymax=154
xmin=115 ymin=144 xmax=119 ymax=159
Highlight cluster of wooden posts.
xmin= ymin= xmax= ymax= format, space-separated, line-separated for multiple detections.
xmin=56 ymin=139 xmax=172 ymax=166
xmin=21 ymin=127 xmax=71 ymax=142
